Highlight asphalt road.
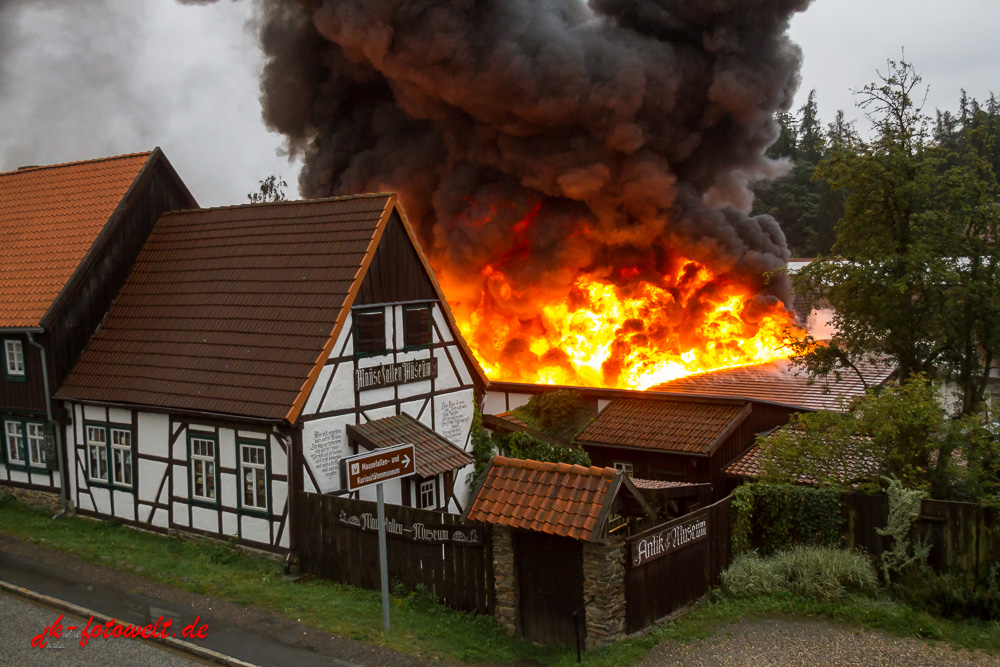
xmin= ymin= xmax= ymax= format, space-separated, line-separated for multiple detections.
xmin=0 ymin=593 xmax=206 ymax=667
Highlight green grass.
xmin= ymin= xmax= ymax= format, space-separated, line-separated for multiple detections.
xmin=2 ymin=496 xmax=1000 ymax=664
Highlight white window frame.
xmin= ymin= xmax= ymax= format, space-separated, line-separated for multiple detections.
xmin=26 ymin=422 xmax=46 ymax=468
xmin=86 ymin=425 xmax=109 ymax=482
xmin=613 ymin=461 xmax=634 ymax=477
xmin=190 ymin=436 xmax=217 ymax=502
xmin=3 ymin=339 xmax=25 ymax=377
xmin=418 ymin=478 xmax=437 ymax=510
xmin=110 ymin=427 xmax=133 ymax=487
xmin=4 ymin=421 xmax=25 ymax=465
xmin=240 ymin=442 xmax=268 ymax=512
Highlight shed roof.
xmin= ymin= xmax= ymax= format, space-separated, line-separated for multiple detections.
xmin=651 ymin=358 xmax=894 ymax=412
xmin=57 ymin=194 xmax=395 ymax=421
xmin=346 ymin=413 xmax=473 ymax=478
xmin=464 ymin=456 xmax=628 ymax=541
xmin=0 ymin=152 xmax=154 ymax=328
xmin=576 ymin=398 xmax=750 ymax=455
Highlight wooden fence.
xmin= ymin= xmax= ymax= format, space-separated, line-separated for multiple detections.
xmin=842 ymin=493 xmax=1000 ymax=577
xmin=623 ymin=496 xmax=732 ymax=633
xmin=295 ymin=492 xmax=495 ymax=614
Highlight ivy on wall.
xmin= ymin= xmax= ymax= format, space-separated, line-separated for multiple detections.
xmin=731 ymin=483 xmax=845 ymax=555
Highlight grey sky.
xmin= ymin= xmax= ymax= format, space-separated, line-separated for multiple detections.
xmin=0 ymin=0 xmax=997 ymax=207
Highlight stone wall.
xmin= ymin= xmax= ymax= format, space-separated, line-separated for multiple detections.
xmin=1 ymin=486 xmax=64 ymax=514
xmin=492 ymin=525 xmax=518 ymax=635
xmin=582 ymin=538 xmax=626 ymax=649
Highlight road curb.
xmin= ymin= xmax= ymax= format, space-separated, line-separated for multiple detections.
xmin=0 ymin=579 xmax=257 ymax=667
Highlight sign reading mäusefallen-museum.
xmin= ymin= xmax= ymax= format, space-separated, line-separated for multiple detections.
xmin=631 ymin=510 xmax=708 ymax=567
xmin=340 ymin=443 xmax=416 ymax=492
xmin=355 ymin=359 xmax=437 ymax=391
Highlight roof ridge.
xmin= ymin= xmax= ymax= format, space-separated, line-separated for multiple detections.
xmin=0 ymin=150 xmax=154 ymax=177
xmin=493 ymin=455 xmax=616 ymax=479
xmin=159 ymin=192 xmax=396 ymax=218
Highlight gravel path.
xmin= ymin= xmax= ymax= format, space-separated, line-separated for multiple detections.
xmin=640 ymin=617 xmax=1000 ymax=667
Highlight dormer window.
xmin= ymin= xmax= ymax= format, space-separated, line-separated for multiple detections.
xmin=404 ymin=304 xmax=432 ymax=348
xmin=355 ymin=309 xmax=387 ymax=355
xmin=3 ymin=339 xmax=25 ymax=380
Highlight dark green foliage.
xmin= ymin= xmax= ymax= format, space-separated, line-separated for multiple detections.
xmin=467 ymin=401 xmax=592 ymax=489
xmin=247 ymin=173 xmax=288 ymax=203
xmin=894 ymin=565 xmax=1000 ymax=621
xmin=731 ymin=483 xmax=844 ymax=556
xmin=508 ymin=390 xmax=593 ymax=442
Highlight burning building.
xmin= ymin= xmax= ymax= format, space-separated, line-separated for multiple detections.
xmin=211 ymin=0 xmax=815 ymax=388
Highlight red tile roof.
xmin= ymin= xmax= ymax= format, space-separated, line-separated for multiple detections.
xmin=630 ymin=478 xmax=699 ymax=490
xmin=724 ymin=429 xmax=880 ymax=485
xmin=56 ymin=195 xmax=394 ymax=421
xmin=464 ymin=456 xmax=621 ymax=541
xmin=346 ymin=414 xmax=473 ymax=478
xmin=576 ymin=398 xmax=749 ymax=455
xmin=0 ymin=152 xmax=153 ymax=328
xmin=651 ymin=358 xmax=894 ymax=412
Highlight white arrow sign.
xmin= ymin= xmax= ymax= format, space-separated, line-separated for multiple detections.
xmin=402 ymin=453 xmax=411 ymax=468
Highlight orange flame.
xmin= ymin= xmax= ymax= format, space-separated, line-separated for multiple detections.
xmin=437 ymin=257 xmax=803 ymax=390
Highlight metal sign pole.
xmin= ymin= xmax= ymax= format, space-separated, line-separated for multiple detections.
xmin=376 ymin=482 xmax=390 ymax=631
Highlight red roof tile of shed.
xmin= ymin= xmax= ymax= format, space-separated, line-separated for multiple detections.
xmin=464 ymin=456 xmax=620 ymax=541
xmin=0 ymin=152 xmax=153 ymax=328
xmin=347 ymin=414 xmax=473 ymax=478
xmin=576 ymin=398 xmax=749 ymax=455
xmin=652 ymin=358 xmax=894 ymax=412
xmin=56 ymin=194 xmax=394 ymax=421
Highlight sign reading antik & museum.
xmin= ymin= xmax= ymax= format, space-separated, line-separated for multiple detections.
xmin=630 ymin=510 xmax=708 ymax=567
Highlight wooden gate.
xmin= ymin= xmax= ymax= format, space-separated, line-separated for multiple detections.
xmin=514 ymin=531 xmax=585 ymax=646
xmin=624 ymin=496 xmax=732 ymax=633
xmin=295 ymin=492 xmax=494 ymax=614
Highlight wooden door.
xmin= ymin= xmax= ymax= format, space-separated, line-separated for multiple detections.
xmin=514 ymin=531 xmax=585 ymax=646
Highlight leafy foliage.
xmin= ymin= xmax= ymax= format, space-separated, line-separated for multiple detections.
xmin=730 ymin=483 xmax=843 ymax=555
xmin=876 ymin=477 xmax=930 ymax=584
xmin=894 ymin=564 xmax=1000 ymax=621
xmin=507 ymin=390 xmax=593 ymax=442
xmin=722 ymin=546 xmax=878 ymax=602
xmin=247 ymin=173 xmax=288 ymax=203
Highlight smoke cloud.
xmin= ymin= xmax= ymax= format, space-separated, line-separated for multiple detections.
xmin=244 ymin=1 xmax=808 ymax=304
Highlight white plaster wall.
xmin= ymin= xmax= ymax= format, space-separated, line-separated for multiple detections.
xmin=137 ymin=504 xmax=152 ymax=524
xmin=220 ymin=471 xmax=237 ymax=508
xmin=137 ymin=459 xmax=167 ymax=503
xmin=482 ymin=391 xmax=508 ymax=415
xmin=222 ymin=511 xmax=238 ymax=538
xmin=219 ymin=429 xmax=236 ymax=470
xmin=303 ymin=365 xmax=333 ymax=415
xmin=434 ymin=389 xmax=475 ymax=448
xmin=108 ymin=407 xmax=131 ymax=424
xmin=432 ymin=305 xmax=454 ymax=344
xmin=138 ymin=412 xmax=170 ymax=457
xmin=597 ymin=399 xmax=611 ymax=413
xmin=269 ymin=436 xmax=287 ymax=477
xmin=113 ymin=490 xmax=135 ymax=521
xmin=172 ymin=501 xmax=188 ymax=527
xmin=191 ymin=506 xmax=216 ymax=532
xmin=433 ymin=347 xmax=460 ymax=388
xmin=358 ymin=479 xmax=403 ymax=505
xmin=453 ymin=464 xmax=473 ymax=512
xmin=507 ymin=393 xmax=532 ymax=411
xmin=241 ymin=515 xmax=270 ymax=544
xmin=83 ymin=404 xmax=104 ymax=421
xmin=90 ymin=486 xmax=111 ymax=515
xmin=319 ymin=362 xmax=355 ymax=414
xmin=301 ymin=416 xmax=351 ymax=493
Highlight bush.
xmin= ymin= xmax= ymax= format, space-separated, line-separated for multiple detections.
xmin=723 ymin=546 xmax=877 ymax=602
xmin=894 ymin=565 xmax=1000 ymax=621
xmin=731 ymin=483 xmax=844 ymax=555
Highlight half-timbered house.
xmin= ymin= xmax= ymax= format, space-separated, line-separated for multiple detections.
xmin=0 ymin=150 xmax=196 ymax=503
xmin=56 ymin=194 xmax=486 ymax=551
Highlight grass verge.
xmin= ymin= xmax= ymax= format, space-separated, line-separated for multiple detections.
xmin=2 ymin=497 xmax=999 ymax=664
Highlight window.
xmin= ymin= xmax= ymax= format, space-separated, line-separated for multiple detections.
xmin=613 ymin=461 xmax=634 ymax=477
xmin=86 ymin=425 xmax=108 ymax=482
xmin=27 ymin=422 xmax=45 ymax=467
xmin=4 ymin=421 xmax=25 ymax=465
xmin=240 ymin=442 xmax=268 ymax=512
xmin=87 ymin=423 xmax=132 ymax=487
xmin=3 ymin=339 xmax=25 ymax=380
xmin=403 ymin=304 xmax=432 ymax=348
xmin=418 ymin=479 xmax=437 ymax=509
xmin=190 ymin=435 xmax=217 ymax=503
xmin=355 ymin=309 xmax=387 ymax=355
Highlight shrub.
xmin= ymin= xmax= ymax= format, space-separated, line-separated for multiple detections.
xmin=723 ymin=546 xmax=877 ymax=602
xmin=730 ymin=483 xmax=844 ymax=555
xmin=894 ymin=564 xmax=1000 ymax=621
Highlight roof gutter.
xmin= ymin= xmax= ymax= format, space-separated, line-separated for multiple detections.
xmin=24 ymin=331 xmax=68 ymax=518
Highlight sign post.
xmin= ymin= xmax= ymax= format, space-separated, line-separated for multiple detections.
xmin=340 ymin=443 xmax=416 ymax=631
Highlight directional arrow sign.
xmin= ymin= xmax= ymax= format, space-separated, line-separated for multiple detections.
xmin=340 ymin=443 xmax=416 ymax=492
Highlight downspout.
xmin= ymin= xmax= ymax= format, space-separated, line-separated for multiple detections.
xmin=25 ymin=332 xmax=68 ymax=517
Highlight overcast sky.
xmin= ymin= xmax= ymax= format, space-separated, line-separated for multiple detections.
xmin=0 ymin=0 xmax=997 ymax=207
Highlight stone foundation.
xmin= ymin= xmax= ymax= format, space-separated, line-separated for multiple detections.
xmin=1 ymin=486 xmax=65 ymax=514
xmin=492 ymin=525 xmax=518 ymax=635
xmin=582 ymin=538 xmax=626 ymax=649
